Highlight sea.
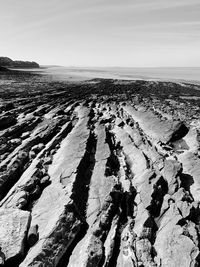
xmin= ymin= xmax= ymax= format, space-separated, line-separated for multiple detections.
xmin=13 ymin=66 xmax=200 ymax=84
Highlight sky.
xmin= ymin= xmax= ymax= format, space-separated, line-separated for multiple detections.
xmin=0 ymin=0 xmax=200 ymax=67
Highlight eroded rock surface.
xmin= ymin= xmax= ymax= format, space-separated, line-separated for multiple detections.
xmin=0 ymin=73 xmax=200 ymax=266
xmin=0 ymin=208 xmax=31 ymax=263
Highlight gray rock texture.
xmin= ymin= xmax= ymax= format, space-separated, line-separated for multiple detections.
xmin=0 ymin=74 xmax=200 ymax=266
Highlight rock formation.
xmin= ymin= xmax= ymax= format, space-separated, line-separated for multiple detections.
xmin=0 ymin=72 xmax=200 ymax=266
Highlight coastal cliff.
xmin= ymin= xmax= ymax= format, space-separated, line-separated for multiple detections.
xmin=0 ymin=56 xmax=39 ymax=68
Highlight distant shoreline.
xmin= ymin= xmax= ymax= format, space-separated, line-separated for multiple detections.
xmin=2 ymin=65 xmax=200 ymax=86
xmin=37 ymin=66 xmax=200 ymax=86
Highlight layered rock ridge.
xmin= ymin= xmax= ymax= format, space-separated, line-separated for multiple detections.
xmin=0 ymin=77 xmax=200 ymax=267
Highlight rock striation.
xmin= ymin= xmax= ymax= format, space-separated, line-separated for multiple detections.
xmin=0 ymin=73 xmax=200 ymax=266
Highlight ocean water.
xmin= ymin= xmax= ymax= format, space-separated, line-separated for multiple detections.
xmin=15 ymin=66 xmax=200 ymax=84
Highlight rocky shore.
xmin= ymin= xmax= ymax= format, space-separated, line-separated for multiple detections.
xmin=1 ymin=69 xmax=200 ymax=266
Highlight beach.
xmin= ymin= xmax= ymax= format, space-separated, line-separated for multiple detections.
xmin=1 ymin=68 xmax=200 ymax=266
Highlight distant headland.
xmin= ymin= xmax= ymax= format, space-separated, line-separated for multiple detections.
xmin=0 ymin=56 xmax=39 ymax=68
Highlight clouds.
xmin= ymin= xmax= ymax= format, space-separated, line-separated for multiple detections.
xmin=0 ymin=0 xmax=200 ymax=66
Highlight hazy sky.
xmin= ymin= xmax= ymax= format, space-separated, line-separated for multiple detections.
xmin=0 ymin=0 xmax=200 ymax=67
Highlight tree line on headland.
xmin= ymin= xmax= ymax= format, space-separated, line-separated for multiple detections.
xmin=0 ymin=56 xmax=39 ymax=69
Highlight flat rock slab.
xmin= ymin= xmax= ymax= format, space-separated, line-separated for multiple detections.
xmin=113 ymin=125 xmax=147 ymax=177
xmin=178 ymin=152 xmax=200 ymax=201
xmin=154 ymin=205 xmax=199 ymax=267
xmin=124 ymin=105 xmax=187 ymax=143
xmin=86 ymin=124 xmax=111 ymax=226
xmin=67 ymin=232 xmax=103 ymax=267
xmin=20 ymin=201 xmax=83 ymax=267
xmin=0 ymin=208 xmax=31 ymax=261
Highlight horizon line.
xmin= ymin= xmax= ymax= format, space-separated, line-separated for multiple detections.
xmin=41 ymin=64 xmax=200 ymax=69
